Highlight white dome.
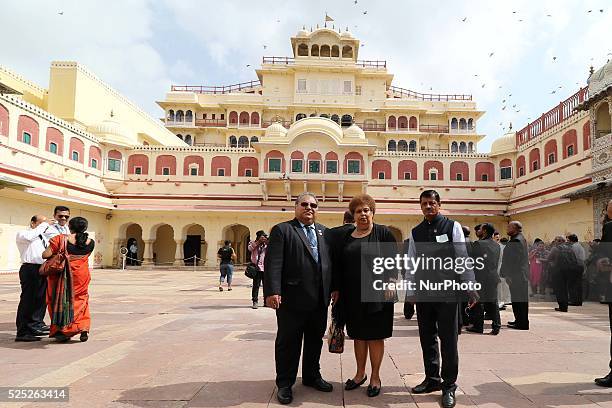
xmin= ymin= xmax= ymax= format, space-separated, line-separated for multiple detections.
xmin=588 ymin=59 xmax=612 ymax=97
xmin=264 ymin=122 xmax=288 ymax=138
xmin=343 ymin=123 xmax=365 ymax=139
xmin=490 ymin=131 xmax=516 ymax=155
xmin=88 ymin=119 xmax=131 ymax=145
xmin=341 ymin=30 xmax=353 ymax=38
xmin=296 ymin=29 xmax=309 ymax=37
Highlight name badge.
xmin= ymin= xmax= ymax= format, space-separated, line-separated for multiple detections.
xmin=436 ymin=234 xmax=449 ymax=243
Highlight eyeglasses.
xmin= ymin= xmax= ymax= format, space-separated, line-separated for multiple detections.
xmin=56 ymin=215 xmax=70 ymax=219
xmin=354 ymin=208 xmax=371 ymax=214
xmin=299 ymin=202 xmax=318 ymax=209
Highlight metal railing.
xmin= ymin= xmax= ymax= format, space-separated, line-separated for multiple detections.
xmin=388 ymin=85 xmax=472 ymax=101
xmin=354 ymin=122 xmax=386 ymax=131
xmin=516 ymin=87 xmax=589 ymax=146
xmin=419 ymin=124 xmax=450 ymax=133
xmin=171 ymin=80 xmax=261 ymax=94
xmin=262 ymin=56 xmax=387 ymax=69
xmin=194 ymin=119 xmax=227 ymax=127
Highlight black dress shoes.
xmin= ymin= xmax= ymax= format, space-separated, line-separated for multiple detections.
xmin=30 ymin=328 xmax=49 ymax=336
xmin=507 ymin=321 xmax=516 ymax=327
xmin=303 ymin=377 xmax=333 ymax=392
xmin=489 ymin=327 xmax=500 ymax=335
xmin=442 ymin=388 xmax=456 ymax=408
xmin=411 ymin=379 xmax=442 ymax=394
xmin=276 ymin=387 xmax=293 ymax=404
xmin=80 ymin=331 xmax=89 ymax=342
xmin=345 ymin=375 xmax=367 ymax=391
xmin=15 ymin=334 xmax=42 ymax=342
xmin=595 ymin=372 xmax=612 ymax=387
xmin=367 ymin=382 xmax=381 ymax=397
xmin=554 ymin=307 xmax=568 ymax=312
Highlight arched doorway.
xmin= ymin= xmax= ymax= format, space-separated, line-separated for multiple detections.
xmin=222 ymin=224 xmax=251 ymax=264
xmin=153 ymin=224 xmax=176 ymax=265
xmin=183 ymin=224 xmax=206 ymax=265
xmin=125 ymin=224 xmax=144 ymax=265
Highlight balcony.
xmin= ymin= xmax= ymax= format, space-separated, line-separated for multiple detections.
xmin=388 ymin=85 xmax=472 ymax=102
xmin=227 ymin=122 xmax=262 ymax=128
xmin=171 ymin=80 xmax=261 ymax=94
xmin=165 ymin=121 xmax=195 ymax=128
xmin=262 ymin=56 xmax=387 ymax=70
xmin=354 ymin=122 xmax=386 ymax=132
xmin=262 ymin=120 xmax=293 ymax=129
xmin=449 ymin=128 xmax=477 ymax=134
xmin=195 ymin=119 xmax=226 ymax=127
xmin=419 ymin=124 xmax=449 ymax=133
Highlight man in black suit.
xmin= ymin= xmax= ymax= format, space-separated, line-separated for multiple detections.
xmin=264 ymin=192 xmax=338 ymax=404
xmin=500 ymin=221 xmax=530 ymax=330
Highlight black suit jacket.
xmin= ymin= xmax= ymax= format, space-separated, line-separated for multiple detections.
xmin=500 ymin=232 xmax=529 ymax=284
xmin=264 ymin=218 xmax=332 ymax=311
xmin=472 ymin=238 xmax=501 ymax=300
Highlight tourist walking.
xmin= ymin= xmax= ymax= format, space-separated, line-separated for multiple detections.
xmin=500 ymin=221 xmax=530 ymax=330
xmin=335 ymin=194 xmax=396 ymax=398
xmin=264 ymin=192 xmax=337 ymax=405
xmin=217 ymin=241 xmax=235 ymax=291
xmin=42 ymin=216 xmax=94 ymax=342
xmin=248 ymin=230 xmax=268 ymax=308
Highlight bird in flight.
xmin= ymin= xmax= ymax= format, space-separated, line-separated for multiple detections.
xmin=363 ymin=10 xmax=368 ymax=15
xmin=354 ymin=0 xmax=358 ymax=4
xmin=462 ymin=17 xmax=467 ymax=22
xmin=263 ymin=45 xmax=267 ymax=49
xmin=58 ymin=11 xmax=64 ymax=15
xmin=246 ymin=64 xmax=251 ymax=67
xmin=552 ymin=56 xmax=557 ymax=61
xmin=489 ymin=52 xmax=495 ymax=57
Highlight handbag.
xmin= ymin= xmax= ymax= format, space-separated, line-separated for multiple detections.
xmin=327 ymin=303 xmax=345 ymax=354
xmin=39 ymin=235 xmax=68 ymax=276
xmin=245 ymin=263 xmax=260 ymax=279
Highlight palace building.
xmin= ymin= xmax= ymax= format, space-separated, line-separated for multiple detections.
xmin=0 ymin=27 xmax=610 ymax=272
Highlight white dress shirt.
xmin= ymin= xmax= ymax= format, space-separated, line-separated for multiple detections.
xmin=46 ymin=223 xmax=70 ymax=239
xmin=15 ymin=222 xmax=52 ymax=265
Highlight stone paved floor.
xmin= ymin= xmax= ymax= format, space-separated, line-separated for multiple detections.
xmin=1 ymin=268 xmax=612 ymax=407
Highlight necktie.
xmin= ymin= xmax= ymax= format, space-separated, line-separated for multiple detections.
xmin=39 ymin=234 xmax=48 ymax=248
xmin=306 ymin=225 xmax=319 ymax=263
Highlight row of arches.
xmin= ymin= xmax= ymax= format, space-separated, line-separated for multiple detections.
xmin=296 ymin=43 xmax=354 ymax=58
xmin=229 ymin=111 xmax=260 ymax=126
xmin=387 ymin=116 xmax=418 ymax=130
xmin=0 ymin=106 xmax=102 ymax=169
xmin=167 ymin=110 xmax=193 ymax=123
xmin=450 ymin=141 xmax=475 ymax=153
xmin=371 ymin=160 xmax=495 ymax=181
xmin=450 ymin=118 xmax=475 ymax=130
xmin=515 ymin=127 xmax=587 ymax=178
xmin=228 ymin=135 xmax=258 ymax=148
xmin=264 ymin=150 xmax=364 ymax=174
xmin=127 ymin=154 xmax=259 ymax=177
xmin=388 ymin=139 xmax=417 ymax=152
xmin=176 ymin=134 xmax=193 ymax=145
xmin=295 ymin=113 xmax=353 ymax=127
xmin=121 ymin=222 xmax=252 ymax=266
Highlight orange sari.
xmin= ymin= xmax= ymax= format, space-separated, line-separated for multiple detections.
xmin=46 ymin=235 xmax=92 ymax=338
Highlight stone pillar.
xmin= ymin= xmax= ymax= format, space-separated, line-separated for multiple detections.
xmin=143 ymin=239 xmax=155 ymax=265
xmin=205 ymin=227 xmax=223 ymax=268
xmin=174 ymin=239 xmax=185 ymax=266
xmin=112 ymin=239 xmax=122 ymax=267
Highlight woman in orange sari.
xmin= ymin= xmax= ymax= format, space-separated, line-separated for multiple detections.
xmin=42 ymin=216 xmax=94 ymax=342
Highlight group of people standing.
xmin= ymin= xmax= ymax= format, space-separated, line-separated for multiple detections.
xmin=15 ymin=205 xmax=94 ymax=343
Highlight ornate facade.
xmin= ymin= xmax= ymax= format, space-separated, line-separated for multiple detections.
xmin=0 ymin=28 xmax=603 ymax=272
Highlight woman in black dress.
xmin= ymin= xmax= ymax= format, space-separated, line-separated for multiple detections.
xmin=337 ymin=194 xmax=397 ymax=397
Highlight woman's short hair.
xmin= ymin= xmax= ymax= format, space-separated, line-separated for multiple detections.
xmin=349 ymin=194 xmax=376 ymax=215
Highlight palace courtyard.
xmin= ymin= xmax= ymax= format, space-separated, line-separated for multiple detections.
xmin=1 ymin=268 xmax=612 ymax=408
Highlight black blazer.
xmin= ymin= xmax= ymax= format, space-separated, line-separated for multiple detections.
xmin=500 ymin=232 xmax=529 ymax=283
xmin=263 ymin=218 xmax=332 ymax=311
xmin=472 ymin=238 xmax=501 ymax=299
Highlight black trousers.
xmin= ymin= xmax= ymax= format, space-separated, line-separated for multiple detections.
xmin=568 ymin=267 xmax=584 ymax=304
xmin=609 ymin=304 xmax=612 ymax=371
xmin=554 ymin=268 xmax=569 ymax=310
xmin=403 ymin=301 xmax=415 ymax=319
xmin=275 ymin=302 xmax=328 ymax=388
xmin=16 ymin=263 xmax=47 ymax=336
xmin=471 ymin=301 xmax=501 ymax=330
xmin=251 ymin=271 xmax=263 ymax=302
xmin=416 ymin=302 xmax=459 ymax=390
xmin=509 ymin=279 xmax=529 ymax=328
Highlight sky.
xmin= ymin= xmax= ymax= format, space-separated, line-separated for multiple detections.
xmin=1 ymin=0 xmax=611 ymax=152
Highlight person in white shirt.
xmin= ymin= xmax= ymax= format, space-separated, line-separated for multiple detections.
xmin=15 ymin=215 xmax=55 ymax=341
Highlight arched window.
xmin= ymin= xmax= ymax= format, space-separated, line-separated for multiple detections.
xmin=388 ymin=116 xmax=396 ymax=129
xmin=309 ymin=113 xmax=317 ymax=117
xmin=468 ymin=142 xmax=474 ymax=153
xmin=296 ymin=113 xmax=307 ymax=121
xmin=239 ymin=111 xmax=249 ymax=125
xmin=229 ymin=111 xmax=238 ymax=124
xmin=467 ymin=118 xmax=474 ymax=130
xmin=185 ymin=110 xmax=193 ymax=122
xmin=229 ymin=136 xmax=237 ymax=147
xmin=342 ymin=45 xmax=353 ymax=58
xmin=320 ymin=113 xmax=329 ymax=118
xmin=409 ymin=140 xmax=417 ymax=152
xmin=177 ymin=134 xmax=183 ymax=140
xmin=451 ymin=118 xmax=458 ymax=129
xmin=184 ymin=135 xmax=192 ymax=145
xmin=176 ymin=110 xmax=184 ymax=122
xmin=398 ymin=116 xmax=408 ymax=129
xmin=251 ymin=112 xmax=260 ymax=125
xmin=341 ymin=114 xmax=352 ymax=127
xmin=311 ymin=44 xmax=320 ymax=56
xmin=331 ymin=114 xmax=340 ymax=124
xmin=451 ymin=141 xmax=458 ymax=152
xmin=297 ymin=43 xmax=308 ymax=56
xmin=331 ymin=45 xmax=339 ymax=57
xmin=168 ymin=110 xmax=175 ymax=121
xmin=398 ymin=140 xmax=408 ymax=151
xmin=409 ymin=116 xmax=417 ymax=130
xmin=250 ymin=136 xmax=259 ymax=144
xmin=459 ymin=142 xmax=467 ymax=153
xmin=320 ymin=44 xmax=331 ymax=57
xmin=459 ymin=118 xmax=467 ymax=130
xmin=388 ymin=140 xmax=397 ymax=151
xmin=238 ymin=136 xmax=249 ymax=147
